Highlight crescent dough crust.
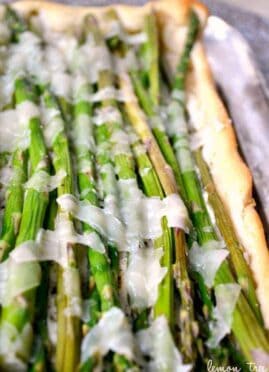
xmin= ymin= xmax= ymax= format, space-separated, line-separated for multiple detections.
xmin=9 ymin=0 xmax=269 ymax=328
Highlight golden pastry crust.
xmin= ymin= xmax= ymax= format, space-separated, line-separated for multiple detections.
xmin=188 ymin=42 xmax=269 ymax=328
xmin=9 ymin=0 xmax=269 ymax=327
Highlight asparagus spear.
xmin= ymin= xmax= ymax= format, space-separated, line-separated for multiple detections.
xmin=0 ymin=6 xmax=28 ymax=261
xmin=0 ymin=148 xmax=28 ymax=261
xmin=105 ymin=10 xmax=198 ymax=361
xmin=71 ymin=78 xmax=122 ymax=370
xmin=72 ymin=79 xmax=117 ymax=312
xmin=195 ymin=149 xmax=263 ymax=321
xmin=28 ymin=194 xmax=57 ymax=372
xmin=83 ymin=16 xmax=137 ymax=371
xmin=5 ymin=5 xmax=27 ymax=42
xmin=166 ymin=9 xmax=269 ymax=361
xmin=111 ymin=9 xmax=269 ymax=361
xmin=137 ymin=10 xmax=269 ymax=360
xmin=0 ymin=77 xmax=50 ymax=368
xmin=41 ymin=88 xmax=81 ymax=372
xmin=130 ymin=127 xmax=198 ymax=362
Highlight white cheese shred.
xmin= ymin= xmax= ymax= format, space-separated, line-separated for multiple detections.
xmin=89 ymin=86 xmax=135 ymax=103
xmin=136 ymin=316 xmax=192 ymax=372
xmin=118 ymin=179 xmax=191 ymax=244
xmin=189 ymin=240 xmax=229 ymax=288
xmin=93 ymin=106 xmax=122 ymax=126
xmin=126 ymin=247 xmax=167 ymax=309
xmin=16 ymin=101 xmax=39 ymax=126
xmin=9 ymin=216 xmax=106 ymax=269
xmin=0 ymin=322 xmax=33 ymax=371
xmin=207 ymin=283 xmax=241 ymax=348
xmin=81 ymin=307 xmax=135 ymax=362
xmin=57 ymin=188 xmax=190 ymax=253
xmin=24 ymin=169 xmax=66 ymax=192
xmin=57 ymin=194 xmax=127 ymax=251
xmin=63 ymin=267 xmax=82 ymax=318
xmin=41 ymin=105 xmax=64 ymax=147
xmin=0 ymin=259 xmax=41 ymax=306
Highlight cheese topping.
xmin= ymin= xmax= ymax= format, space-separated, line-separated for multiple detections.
xmin=137 ymin=316 xmax=192 ymax=372
xmin=126 ymin=247 xmax=167 ymax=309
xmin=189 ymin=240 xmax=229 ymax=288
xmin=81 ymin=307 xmax=135 ymax=362
xmin=24 ymin=169 xmax=66 ymax=193
xmin=207 ymin=283 xmax=241 ymax=348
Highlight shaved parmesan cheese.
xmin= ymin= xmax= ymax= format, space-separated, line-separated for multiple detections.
xmin=81 ymin=307 xmax=135 ymax=362
xmin=47 ymin=293 xmax=57 ymax=346
xmin=99 ymin=163 xmax=121 ymax=218
xmin=57 ymin=194 xmax=127 ymax=251
xmin=51 ymin=72 xmax=72 ymax=99
xmin=57 ymin=188 xmax=189 ymax=253
xmin=89 ymin=86 xmax=135 ymax=103
xmin=126 ymin=247 xmax=167 ymax=309
xmin=149 ymin=115 xmax=166 ymax=131
xmin=111 ymin=129 xmax=132 ymax=157
xmin=207 ymin=283 xmax=241 ymax=348
xmin=104 ymin=20 xmax=147 ymax=45
xmin=0 ymin=109 xmax=29 ymax=152
xmin=0 ymin=162 xmax=13 ymax=189
xmin=114 ymin=50 xmax=137 ymax=75
xmin=166 ymin=99 xmax=187 ymax=137
xmin=72 ymin=113 xmax=95 ymax=152
xmin=72 ymin=37 xmax=111 ymax=83
xmin=93 ymin=106 xmax=122 ymax=126
xmin=40 ymin=100 xmax=64 ymax=146
xmin=72 ymin=74 xmax=92 ymax=103
xmin=174 ymin=144 xmax=195 ymax=173
xmin=118 ymin=179 xmax=191 ymax=244
xmin=16 ymin=101 xmax=39 ymax=126
xmin=0 ymin=259 xmax=41 ymax=306
xmin=24 ymin=169 xmax=66 ymax=193
xmin=0 ymin=322 xmax=33 ymax=371
xmin=124 ymin=31 xmax=147 ymax=45
xmin=189 ymin=240 xmax=229 ymax=288
xmin=137 ymin=316 xmax=191 ymax=372
xmin=8 ymin=214 xmax=105 ymax=271
xmin=163 ymin=193 xmax=191 ymax=230
xmin=63 ymin=267 xmax=82 ymax=318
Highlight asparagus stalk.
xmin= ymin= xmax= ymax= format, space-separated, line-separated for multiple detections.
xmin=130 ymin=128 xmax=198 ymax=361
xmin=105 ymin=10 xmax=198 ymax=362
xmin=72 ymin=80 xmax=117 ymax=312
xmin=41 ymin=88 xmax=81 ymax=372
xmin=0 ymin=6 xmax=28 ymax=261
xmin=134 ymin=12 xmax=187 ymax=201
xmin=71 ymin=77 xmax=123 ymax=370
xmin=0 ymin=148 xmax=28 ymax=261
xmin=0 ymin=77 xmax=50 ymax=368
xmin=84 ymin=16 xmax=137 ymax=371
xmin=195 ymin=149 xmax=263 ymax=321
xmin=166 ymin=9 xmax=269 ymax=361
xmin=5 ymin=5 xmax=27 ymax=42
xmin=132 ymin=12 xmax=214 ymax=317
xmin=29 ymin=195 xmax=57 ymax=372
xmin=89 ymin=10 xmax=175 ymax=325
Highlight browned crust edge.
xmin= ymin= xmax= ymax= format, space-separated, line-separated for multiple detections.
xmin=189 ymin=42 xmax=269 ymax=328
